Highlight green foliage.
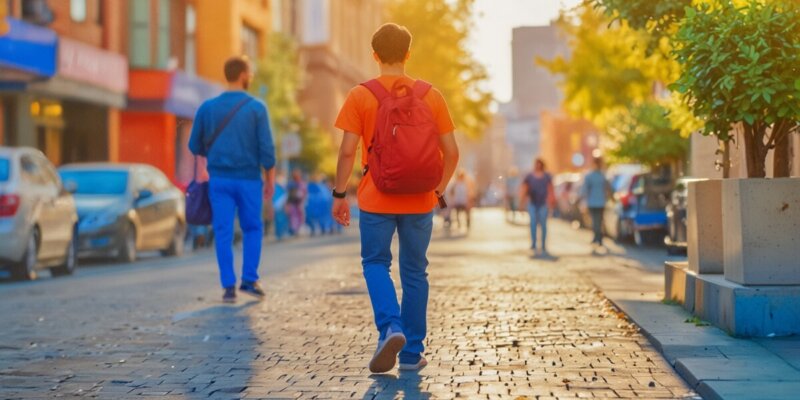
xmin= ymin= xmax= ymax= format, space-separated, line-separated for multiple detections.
xmin=592 ymin=0 xmax=690 ymax=37
xmin=387 ymin=0 xmax=492 ymax=139
xmin=604 ymin=102 xmax=688 ymax=168
xmin=542 ymin=3 xmax=693 ymax=167
xmin=670 ymin=0 xmax=800 ymax=177
xmin=251 ymin=33 xmax=336 ymax=175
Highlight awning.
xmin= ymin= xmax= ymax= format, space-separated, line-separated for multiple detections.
xmin=0 ymin=17 xmax=57 ymax=80
xmin=127 ymin=70 xmax=223 ymax=119
xmin=27 ymin=37 xmax=129 ymax=107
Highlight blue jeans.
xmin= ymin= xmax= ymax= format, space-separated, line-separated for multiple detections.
xmin=528 ymin=203 xmax=549 ymax=250
xmin=359 ymin=210 xmax=433 ymax=362
xmin=209 ymin=177 xmax=263 ymax=289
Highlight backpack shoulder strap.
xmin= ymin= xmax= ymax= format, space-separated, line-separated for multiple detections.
xmin=204 ymin=96 xmax=252 ymax=152
xmin=412 ymin=80 xmax=432 ymax=99
xmin=360 ymin=79 xmax=391 ymax=102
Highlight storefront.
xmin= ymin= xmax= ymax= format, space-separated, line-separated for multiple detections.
xmin=122 ymin=70 xmax=221 ymax=185
xmin=0 ymin=18 xmax=57 ymax=148
xmin=27 ymin=37 xmax=128 ymax=165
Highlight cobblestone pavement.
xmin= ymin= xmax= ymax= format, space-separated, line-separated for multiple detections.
xmin=0 ymin=209 xmax=698 ymax=399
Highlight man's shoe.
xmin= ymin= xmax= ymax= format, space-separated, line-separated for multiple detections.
xmin=222 ymin=287 xmax=237 ymax=303
xmin=239 ymin=281 xmax=266 ymax=299
xmin=398 ymin=355 xmax=428 ymax=371
xmin=369 ymin=328 xmax=406 ymax=373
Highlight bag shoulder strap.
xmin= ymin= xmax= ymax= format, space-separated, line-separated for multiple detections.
xmin=360 ymin=79 xmax=392 ymax=103
xmin=412 ymin=80 xmax=432 ymax=99
xmin=204 ymin=96 xmax=252 ymax=152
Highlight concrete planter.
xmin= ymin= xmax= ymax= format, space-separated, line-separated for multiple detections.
xmin=687 ymin=180 xmax=724 ymax=274
xmin=722 ymin=178 xmax=800 ymax=285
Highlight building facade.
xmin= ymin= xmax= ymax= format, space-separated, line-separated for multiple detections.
xmin=273 ymin=0 xmax=384 ymax=135
xmin=503 ymin=23 xmax=568 ymax=170
xmin=1 ymin=0 xmax=128 ymax=165
xmin=540 ymin=111 xmax=599 ymax=174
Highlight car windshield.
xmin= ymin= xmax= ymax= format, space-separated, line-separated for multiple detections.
xmin=0 ymin=158 xmax=8 ymax=182
xmin=59 ymin=170 xmax=129 ymax=195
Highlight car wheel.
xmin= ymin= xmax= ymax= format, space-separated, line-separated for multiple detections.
xmin=118 ymin=223 xmax=137 ymax=263
xmin=13 ymin=230 xmax=38 ymax=281
xmin=51 ymin=229 xmax=78 ymax=277
xmin=162 ymin=222 xmax=185 ymax=257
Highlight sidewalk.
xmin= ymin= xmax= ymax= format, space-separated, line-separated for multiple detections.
xmin=0 ymin=209 xmax=697 ymax=399
xmin=571 ymin=231 xmax=800 ymax=400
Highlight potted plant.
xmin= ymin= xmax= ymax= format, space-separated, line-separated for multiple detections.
xmin=672 ymin=0 xmax=800 ymax=284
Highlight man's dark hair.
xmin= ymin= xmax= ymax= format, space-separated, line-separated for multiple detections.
xmin=371 ymin=23 xmax=412 ymax=64
xmin=224 ymin=56 xmax=250 ymax=83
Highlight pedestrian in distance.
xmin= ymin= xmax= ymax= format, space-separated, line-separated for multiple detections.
xmin=189 ymin=56 xmax=276 ymax=304
xmin=505 ymin=167 xmax=521 ymax=223
xmin=286 ymin=169 xmax=307 ymax=236
xmin=519 ymin=158 xmax=555 ymax=256
xmin=582 ymin=157 xmax=613 ymax=249
xmin=331 ymin=23 xmax=460 ymax=373
xmin=450 ymin=169 xmax=474 ymax=230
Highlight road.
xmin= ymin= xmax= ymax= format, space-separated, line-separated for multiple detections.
xmin=0 ymin=209 xmax=697 ymax=399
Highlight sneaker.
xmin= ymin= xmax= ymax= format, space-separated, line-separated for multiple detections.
xmin=239 ymin=281 xmax=266 ymax=299
xmin=398 ymin=355 xmax=428 ymax=371
xmin=368 ymin=327 xmax=406 ymax=373
xmin=222 ymin=287 xmax=236 ymax=303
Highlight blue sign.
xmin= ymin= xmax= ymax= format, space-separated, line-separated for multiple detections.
xmin=164 ymin=71 xmax=223 ymax=119
xmin=0 ymin=18 xmax=57 ymax=78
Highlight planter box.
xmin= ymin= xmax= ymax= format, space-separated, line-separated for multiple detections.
xmin=722 ymin=178 xmax=800 ymax=285
xmin=687 ymin=180 xmax=724 ymax=274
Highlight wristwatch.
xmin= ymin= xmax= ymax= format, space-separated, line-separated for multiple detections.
xmin=332 ymin=188 xmax=347 ymax=199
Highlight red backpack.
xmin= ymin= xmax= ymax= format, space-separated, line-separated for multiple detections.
xmin=361 ymin=79 xmax=444 ymax=194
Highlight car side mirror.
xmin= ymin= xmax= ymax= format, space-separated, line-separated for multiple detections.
xmin=137 ymin=189 xmax=153 ymax=201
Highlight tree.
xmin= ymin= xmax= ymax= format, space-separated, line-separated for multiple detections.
xmin=387 ymin=0 xmax=492 ymax=139
xmin=592 ymin=0 xmax=690 ymax=40
xmin=251 ymin=33 xmax=336 ymax=175
xmin=671 ymin=0 xmax=800 ymax=177
xmin=542 ymin=3 xmax=691 ymax=168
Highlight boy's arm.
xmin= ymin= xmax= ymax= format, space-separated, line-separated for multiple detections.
xmin=332 ymin=132 xmax=360 ymax=226
xmin=436 ymin=133 xmax=459 ymax=196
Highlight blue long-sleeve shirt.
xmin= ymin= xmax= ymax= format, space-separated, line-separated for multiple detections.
xmin=188 ymin=91 xmax=276 ymax=180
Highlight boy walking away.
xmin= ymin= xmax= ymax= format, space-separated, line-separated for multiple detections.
xmin=189 ymin=56 xmax=276 ymax=303
xmin=582 ymin=157 xmax=612 ymax=248
xmin=332 ymin=23 xmax=460 ymax=373
xmin=519 ymin=158 xmax=555 ymax=256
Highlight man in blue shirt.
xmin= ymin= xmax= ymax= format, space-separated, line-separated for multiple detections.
xmin=189 ymin=56 xmax=276 ymax=303
xmin=582 ymin=157 xmax=612 ymax=247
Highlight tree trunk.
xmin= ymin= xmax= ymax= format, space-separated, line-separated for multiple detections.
xmin=721 ymin=139 xmax=731 ymax=179
xmin=742 ymin=123 xmax=766 ymax=178
xmin=773 ymin=137 xmax=790 ymax=178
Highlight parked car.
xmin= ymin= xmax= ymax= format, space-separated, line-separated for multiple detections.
xmin=604 ymin=172 xmax=673 ymax=246
xmin=0 ymin=147 xmax=78 ymax=280
xmin=58 ymin=163 xmax=186 ymax=262
xmin=665 ymin=177 xmax=705 ymax=255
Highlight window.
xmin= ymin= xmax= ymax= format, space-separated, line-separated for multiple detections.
xmin=59 ymin=170 xmax=129 ymax=196
xmin=185 ymin=4 xmax=196 ymax=74
xmin=129 ymin=0 xmax=151 ymax=67
xmin=20 ymin=155 xmax=45 ymax=185
xmin=0 ymin=158 xmax=9 ymax=182
xmin=241 ymin=24 xmax=259 ymax=61
xmin=156 ymin=0 xmax=170 ymax=68
xmin=70 ymin=0 xmax=87 ymax=22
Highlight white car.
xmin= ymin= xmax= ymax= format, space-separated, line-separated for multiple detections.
xmin=0 ymin=147 xmax=78 ymax=280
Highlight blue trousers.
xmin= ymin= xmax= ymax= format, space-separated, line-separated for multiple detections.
xmin=209 ymin=177 xmax=263 ymax=289
xmin=528 ymin=203 xmax=549 ymax=250
xmin=360 ymin=210 xmax=433 ymax=362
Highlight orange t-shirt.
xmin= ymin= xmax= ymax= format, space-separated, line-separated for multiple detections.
xmin=335 ymin=75 xmax=455 ymax=214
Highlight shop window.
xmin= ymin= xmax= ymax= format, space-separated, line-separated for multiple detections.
xmin=70 ymin=0 xmax=86 ymax=22
xmin=129 ymin=0 xmax=151 ymax=67
xmin=185 ymin=4 xmax=196 ymax=74
xmin=241 ymin=24 xmax=259 ymax=61
xmin=156 ymin=0 xmax=170 ymax=68
xmin=21 ymin=0 xmax=54 ymax=25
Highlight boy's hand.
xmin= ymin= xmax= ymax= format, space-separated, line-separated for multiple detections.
xmin=332 ymin=198 xmax=351 ymax=227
